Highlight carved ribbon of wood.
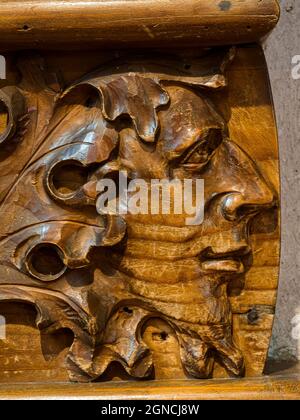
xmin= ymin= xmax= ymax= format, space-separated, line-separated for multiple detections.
xmin=0 ymin=49 xmax=277 ymax=382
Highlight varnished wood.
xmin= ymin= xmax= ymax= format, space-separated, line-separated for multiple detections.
xmin=0 ymin=0 xmax=280 ymax=50
xmin=0 ymin=0 xmax=282 ymax=400
xmin=0 ymin=365 xmax=299 ymax=400
xmin=0 ymin=45 xmax=280 ymax=383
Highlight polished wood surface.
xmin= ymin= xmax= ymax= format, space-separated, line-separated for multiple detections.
xmin=0 ymin=44 xmax=280 ymax=383
xmin=0 ymin=365 xmax=299 ymax=400
xmin=0 ymin=0 xmax=284 ymax=403
xmin=0 ymin=0 xmax=280 ymax=50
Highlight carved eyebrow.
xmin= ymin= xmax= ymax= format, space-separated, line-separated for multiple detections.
xmin=180 ymin=128 xmax=224 ymax=162
xmin=162 ymin=126 xmax=225 ymax=163
xmin=156 ymin=84 xmax=227 ymax=161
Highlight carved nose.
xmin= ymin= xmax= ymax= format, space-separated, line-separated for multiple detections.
xmin=222 ymin=188 xmax=275 ymax=221
xmin=221 ymin=144 xmax=276 ymax=221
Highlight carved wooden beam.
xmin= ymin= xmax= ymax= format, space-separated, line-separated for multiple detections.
xmin=0 ymin=0 xmax=280 ymax=49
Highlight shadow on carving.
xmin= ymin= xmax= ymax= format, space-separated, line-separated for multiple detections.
xmin=0 ymin=48 xmax=278 ymax=382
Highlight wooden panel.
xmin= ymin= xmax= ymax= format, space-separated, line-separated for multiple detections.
xmin=0 ymin=303 xmax=70 ymax=383
xmin=0 ymin=0 xmax=280 ymax=50
xmin=219 ymin=47 xmax=279 ymax=377
xmin=0 ymin=44 xmax=280 ymax=384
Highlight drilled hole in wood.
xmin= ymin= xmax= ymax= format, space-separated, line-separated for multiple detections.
xmin=0 ymin=101 xmax=8 ymax=136
xmin=247 ymin=308 xmax=259 ymax=324
xmin=51 ymin=161 xmax=88 ymax=196
xmin=85 ymin=94 xmax=99 ymax=108
xmin=123 ymin=307 xmax=133 ymax=314
xmin=26 ymin=244 xmax=66 ymax=281
xmin=184 ymin=64 xmax=191 ymax=70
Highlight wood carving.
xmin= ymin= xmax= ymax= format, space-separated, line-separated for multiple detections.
xmin=0 ymin=47 xmax=279 ymax=383
xmin=0 ymin=0 xmax=280 ymax=50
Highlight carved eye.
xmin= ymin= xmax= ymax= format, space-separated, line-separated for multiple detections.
xmin=25 ymin=243 xmax=66 ymax=282
xmin=181 ymin=128 xmax=223 ymax=170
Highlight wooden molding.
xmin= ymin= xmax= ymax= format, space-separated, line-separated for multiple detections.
xmin=0 ymin=0 xmax=280 ymax=50
xmin=0 ymin=365 xmax=299 ymax=400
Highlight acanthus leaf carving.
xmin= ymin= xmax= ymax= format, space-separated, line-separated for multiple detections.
xmin=0 ymin=47 xmax=277 ymax=382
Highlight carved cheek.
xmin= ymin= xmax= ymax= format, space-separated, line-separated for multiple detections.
xmin=119 ymin=128 xmax=168 ymax=179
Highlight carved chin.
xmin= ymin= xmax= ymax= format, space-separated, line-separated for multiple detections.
xmin=0 ymin=48 xmax=277 ymax=384
xmin=78 ymin=234 xmax=245 ymax=382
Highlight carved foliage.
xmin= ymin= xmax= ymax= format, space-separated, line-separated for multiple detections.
xmin=0 ymin=48 xmax=276 ymax=382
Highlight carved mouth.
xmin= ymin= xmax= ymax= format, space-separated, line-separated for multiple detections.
xmin=200 ymin=247 xmax=251 ymax=274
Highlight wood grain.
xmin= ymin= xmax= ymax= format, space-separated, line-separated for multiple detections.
xmin=0 ymin=365 xmax=299 ymax=400
xmin=0 ymin=303 xmax=70 ymax=383
xmin=0 ymin=0 xmax=280 ymax=50
xmin=0 ymin=44 xmax=280 ymax=383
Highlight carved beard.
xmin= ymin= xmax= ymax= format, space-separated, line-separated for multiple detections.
xmin=84 ymin=85 xmax=273 ymax=380
xmin=92 ymin=215 xmax=246 ymax=379
xmin=0 ymin=50 xmax=276 ymax=382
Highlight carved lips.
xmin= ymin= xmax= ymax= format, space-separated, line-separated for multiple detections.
xmin=0 ymin=50 xmax=277 ymax=382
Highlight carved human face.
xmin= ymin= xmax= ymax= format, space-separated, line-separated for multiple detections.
xmin=0 ymin=52 xmax=277 ymax=381
xmin=100 ymin=84 xmax=275 ymax=319
xmin=84 ymin=81 xmax=275 ymax=379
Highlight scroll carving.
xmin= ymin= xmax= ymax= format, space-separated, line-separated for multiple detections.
xmin=0 ymin=48 xmax=277 ymax=382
